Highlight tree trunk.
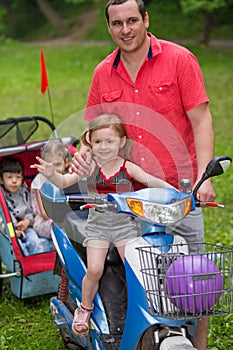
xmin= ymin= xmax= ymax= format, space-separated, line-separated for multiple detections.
xmin=200 ymin=10 xmax=212 ymax=46
xmin=35 ymin=0 xmax=64 ymax=31
xmin=2 ymin=0 xmax=14 ymax=20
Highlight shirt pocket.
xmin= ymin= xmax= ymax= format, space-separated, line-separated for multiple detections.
xmin=148 ymin=81 xmax=176 ymax=113
xmin=102 ymin=90 xmax=123 ymax=102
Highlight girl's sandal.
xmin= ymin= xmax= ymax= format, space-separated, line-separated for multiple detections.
xmin=72 ymin=303 xmax=94 ymax=337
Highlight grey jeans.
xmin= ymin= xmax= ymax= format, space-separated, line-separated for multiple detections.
xmin=167 ymin=208 xmax=204 ymax=254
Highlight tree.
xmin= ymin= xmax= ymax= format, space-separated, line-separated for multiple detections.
xmin=0 ymin=0 xmax=65 ymax=38
xmin=179 ymin=0 xmax=232 ymax=45
xmin=34 ymin=0 xmax=64 ymax=31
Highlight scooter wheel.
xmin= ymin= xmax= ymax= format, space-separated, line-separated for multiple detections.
xmin=160 ymin=336 xmax=196 ymax=350
xmin=136 ymin=326 xmax=195 ymax=350
xmin=60 ymin=328 xmax=85 ymax=350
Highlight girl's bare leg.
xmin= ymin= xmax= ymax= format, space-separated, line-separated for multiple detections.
xmin=72 ymin=239 xmax=109 ymax=336
xmin=82 ymin=239 xmax=109 ymax=308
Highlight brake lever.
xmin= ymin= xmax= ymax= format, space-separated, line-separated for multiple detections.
xmin=196 ymin=201 xmax=224 ymax=208
xmin=80 ymin=203 xmax=117 ymax=212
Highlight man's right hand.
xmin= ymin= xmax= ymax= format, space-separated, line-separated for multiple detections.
xmin=70 ymin=150 xmax=92 ymax=176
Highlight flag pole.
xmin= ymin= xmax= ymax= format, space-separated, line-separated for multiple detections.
xmin=47 ymin=87 xmax=57 ymax=136
xmin=40 ymin=49 xmax=58 ymax=138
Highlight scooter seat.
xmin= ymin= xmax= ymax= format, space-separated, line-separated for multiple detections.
xmin=40 ymin=181 xmax=123 ymax=266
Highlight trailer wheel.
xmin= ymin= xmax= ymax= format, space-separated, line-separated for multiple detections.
xmin=0 ymin=259 xmax=2 ymax=297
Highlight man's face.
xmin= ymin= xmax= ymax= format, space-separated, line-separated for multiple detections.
xmin=107 ymin=0 xmax=149 ymax=53
xmin=1 ymin=172 xmax=23 ymax=193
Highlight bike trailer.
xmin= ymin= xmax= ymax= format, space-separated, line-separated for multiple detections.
xmin=0 ymin=116 xmax=78 ymax=298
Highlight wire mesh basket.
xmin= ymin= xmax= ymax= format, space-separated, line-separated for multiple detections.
xmin=137 ymin=242 xmax=233 ymax=320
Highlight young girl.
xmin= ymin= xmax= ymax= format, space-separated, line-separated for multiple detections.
xmin=31 ymin=140 xmax=70 ymax=300
xmin=31 ymin=114 xmax=174 ymax=337
xmin=31 ymin=139 xmax=69 ymax=240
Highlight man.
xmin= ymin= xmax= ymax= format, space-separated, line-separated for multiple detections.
xmin=72 ymin=1 xmax=215 ymax=348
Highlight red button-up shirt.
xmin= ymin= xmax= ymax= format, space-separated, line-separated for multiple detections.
xmin=85 ymin=34 xmax=209 ymax=188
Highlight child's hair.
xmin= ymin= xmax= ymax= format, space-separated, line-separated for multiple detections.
xmin=0 ymin=157 xmax=23 ymax=177
xmin=82 ymin=114 xmax=131 ymax=160
xmin=41 ymin=139 xmax=69 ymax=161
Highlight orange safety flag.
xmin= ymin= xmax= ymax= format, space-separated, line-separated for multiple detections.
xmin=40 ymin=49 xmax=49 ymax=94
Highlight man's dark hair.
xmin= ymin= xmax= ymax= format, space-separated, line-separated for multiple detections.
xmin=0 ymin=157 xmax=23 ymax=177
xmin=105 ymin=0 xmax=146 ymax=24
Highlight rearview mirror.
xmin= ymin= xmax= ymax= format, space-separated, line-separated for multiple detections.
xmin=193 ymin=156 xmax=232 ymax=199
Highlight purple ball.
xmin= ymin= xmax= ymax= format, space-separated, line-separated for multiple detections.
xmin=165 ymin=255 xmax=223 ymax=313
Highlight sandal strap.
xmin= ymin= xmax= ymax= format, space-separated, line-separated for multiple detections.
xmin=72 ymin=307 xmax=91 ymax=337
xmin=80 ymin=303 xmax=94 ymax=312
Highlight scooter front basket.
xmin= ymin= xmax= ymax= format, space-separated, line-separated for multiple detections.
xmin=137 ymin=242 xmax=233 ymax=320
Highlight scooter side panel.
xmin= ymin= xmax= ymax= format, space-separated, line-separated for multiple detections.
xmin=50 ymin=296 xmax=100 ymax=350
xmin=52 ymin=224 xmax=110 ymax=335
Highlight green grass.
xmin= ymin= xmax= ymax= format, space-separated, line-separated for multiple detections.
xmin=0 ymin=41 xmax=114 ymax=135
xmin=0 ymin=291 xmax=65 ymax=349
xmin=0 ymin=42 xmax=233 ymax=349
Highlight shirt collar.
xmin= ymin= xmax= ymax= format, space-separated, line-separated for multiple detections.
xmin=113 ymin=33 xmax=162 ymax=69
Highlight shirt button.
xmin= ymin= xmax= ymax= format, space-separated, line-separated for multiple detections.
xmin=136 ymin=111 xmax=140 ymax=116
xmin=135 ymin=89 xmax=139 ymax=93
xmin=138 ymin=135 xmax=142 ymax=139
xmin=141 ymin=157 xmax=145 ymax=161
xmin=159 ymin=87 xmax=163 ymax=91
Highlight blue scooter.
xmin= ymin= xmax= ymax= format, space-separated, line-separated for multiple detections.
xmin=41 ymin=156 xmax=233 ymax=350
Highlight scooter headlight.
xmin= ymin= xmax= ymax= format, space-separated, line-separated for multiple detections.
xmin=126 ymin=197 xmax=192 ymax=224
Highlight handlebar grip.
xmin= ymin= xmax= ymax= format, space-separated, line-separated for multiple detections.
xmin=197 ymin=201 xmax=224 ymax=208
xmin=80 ymin=204 xmax=98 ymax=209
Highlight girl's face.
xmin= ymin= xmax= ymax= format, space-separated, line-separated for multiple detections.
xmin=91 ymin=127 xmax=126 ymax=164
xmin=1 ymin=172 xmax=23 ymax=193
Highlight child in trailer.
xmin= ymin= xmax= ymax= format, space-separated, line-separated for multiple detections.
xmin=31 ymin=139 xmax=70 ymax=300
xmin=31 ymin=139 xmax=69 ymax=241
xmin=31 ymin=113 xmax=174 ymax=337
xmin=0 ymin=157 xmax=50 ymax=255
